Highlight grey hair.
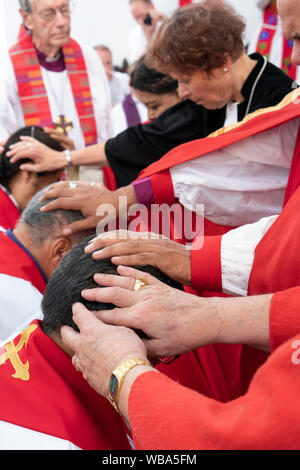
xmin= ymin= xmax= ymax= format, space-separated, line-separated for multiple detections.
xmin=18 ymin=185 xmax=92 ymax=245
xmin=19 ymin=0 xmax=32 ymax=12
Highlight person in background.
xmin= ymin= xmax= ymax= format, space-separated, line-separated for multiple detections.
xmin=128 ymin=0 xmax=167 ymax=63
xmin=0 ymin=0 xmax=111 ymax=183
xmin=0 ymin=126 xmax=63 ymax=231
xmin=248 ymin=0 xmax=300 ymax=81
xmin=95 ymin=45 xmax=130 ymax=108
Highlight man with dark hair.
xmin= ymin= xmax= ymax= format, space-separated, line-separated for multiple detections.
xmin=0 ymin=185 xmax=93 ymax=342
xmin=0 ymin=236 xmax=180 ymax=450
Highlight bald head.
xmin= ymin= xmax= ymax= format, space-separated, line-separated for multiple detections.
xmin=278 ymin=0 xmax=300 ymax=66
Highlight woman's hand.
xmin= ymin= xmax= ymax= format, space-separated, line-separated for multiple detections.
xmin=6 ymin=136 xmax=67 ymax=172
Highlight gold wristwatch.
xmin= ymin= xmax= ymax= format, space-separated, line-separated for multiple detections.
xmin=108 ymin=358 xmax=150 ymax=414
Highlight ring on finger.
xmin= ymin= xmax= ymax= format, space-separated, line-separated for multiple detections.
xmin=69 ymin=181 xmax=79 ymax=190
xmin=134 ymin=279 xmax=146 ymax=291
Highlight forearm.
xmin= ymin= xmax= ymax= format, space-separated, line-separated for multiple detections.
xmin=70 ymin=142 xmax=108 ymax=167
xmin=215 ymin=294 xmax=272 ymax=351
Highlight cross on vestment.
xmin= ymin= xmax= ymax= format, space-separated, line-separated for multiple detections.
xmin=53 ymin=115 xmax=74 ymax=136
xmin=0 ymin=324 xmax=38 ymax=381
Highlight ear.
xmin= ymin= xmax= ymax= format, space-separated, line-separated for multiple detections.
xmin=49 ymin=237 xmax=72 ymax=273
xmin=223 ymin=53 xmax=231 ymax=71
xmin=19 ymin=8 xmax=33 ymax=32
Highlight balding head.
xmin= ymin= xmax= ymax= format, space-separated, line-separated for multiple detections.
xmin=278 ymin=0 xmax=300 ymax=66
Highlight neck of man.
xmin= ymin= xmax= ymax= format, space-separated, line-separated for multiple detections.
xmin=32 ymin=34 xmax=62 ymax=59
xmin=231 ymin=53 xmax=258 ymax=103
xmin=48 ymin=330 xmax=74 ymax=357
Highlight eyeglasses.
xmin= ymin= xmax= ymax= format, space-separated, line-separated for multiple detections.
xmin=34 ymin=3 xmax=73 ymax=23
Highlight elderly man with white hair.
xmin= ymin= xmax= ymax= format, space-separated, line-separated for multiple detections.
xmin=0 ymin=0 xmax=111 ymax=181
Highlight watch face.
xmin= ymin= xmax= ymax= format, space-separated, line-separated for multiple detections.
xmin=108 ymin=373 xmax=119 ymax=401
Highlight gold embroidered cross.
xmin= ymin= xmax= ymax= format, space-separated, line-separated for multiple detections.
xmin=0 ymin=324 xmax=38 ymax=381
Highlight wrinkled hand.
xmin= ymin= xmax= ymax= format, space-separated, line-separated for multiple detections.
xmin=81 ymin=266 xmax=220 ymax=358
xmin=43 ymin=127 xmax=76 ymax=151
xmin=40 ymin=181 xmax=118 ymax=235
xmin=85 ymin=230 xmax=192 ymax=285
xmin=61 ymin=303 xmax=148 ymax=399
xmin=6 ymin=136 xmax=65 ymax=172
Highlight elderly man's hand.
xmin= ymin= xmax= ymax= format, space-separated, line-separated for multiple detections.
xmin=39 ymin=181 xmax=118 ymax=235
xmin=61 ymin=303 xmax=149 ymax=399
xmin=43 ymin=127 xmax=76 ymax=150
xmin=81 ymin=266 xmax=221 ymax=358
xmin=85 ymin=230 xmax=192 ymax=286
xmin=39 ymin=183 xmax=137 ymax=236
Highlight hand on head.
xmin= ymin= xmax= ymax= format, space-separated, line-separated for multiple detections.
xmin=85 ymin=230 xmax=192 ymax=285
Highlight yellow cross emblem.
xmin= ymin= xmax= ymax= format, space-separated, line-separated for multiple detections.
xmin=0 ymin=324 xmax=38 ymax=381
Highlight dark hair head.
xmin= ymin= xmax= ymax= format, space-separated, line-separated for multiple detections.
xmin=42 ymin=235 xmax=182 ymax=335
xmin=130 ymin=55 xmax=178 ymax=95
xmin=147 ymin=0 xmax=246 ymax=75
xmin=0 ymin=126 xmax=64 ymax=189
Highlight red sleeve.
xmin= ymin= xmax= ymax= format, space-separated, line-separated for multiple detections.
xmin=102 ymin=166 xmax=117 ymax=191
xmin=149 ymin=170 xmax=175 ymax=205
xmin=191 ymin=235 xmax=222 ymax=291
xmin=270 ymin=286 xmax=300 ymax=352
xmin=129 ymin=336 xmax=300 ymax=450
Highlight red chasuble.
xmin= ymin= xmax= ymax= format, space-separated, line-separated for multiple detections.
xmin=0 ymin=321 xmax=130 ymax=450
xmin=0 ymin=188 xmax=20 ymax=231
xmin=133 ymin=89 xmax=300 ymax=403
xmin=9 ymin=34 xmax=98 ymax=147
xmin=128 ymin=287 xmax=300 ymax=450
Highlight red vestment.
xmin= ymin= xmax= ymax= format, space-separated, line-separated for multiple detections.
xmin=0 ymin=321 xmax=130 ymax=450
xmin=134 ymin=90 xmax=300 ymax=402
xmin=0 ymin=187 xmax=20 ymax=231
xmin=128 ymin=288 xmax=300 ymax=449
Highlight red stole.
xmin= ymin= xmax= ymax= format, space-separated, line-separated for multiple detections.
xmin=0 ymin=321 xmax=130 ymax=450
xmin=9 ymin=34 xmax=98 ymax=147
xmin=0 ymin=188 xmax=20 ymax=231
xmin=256 ymin=1 xmax=297 ymax=80
xmin=179 ymin=0 xmax=193 ymax=6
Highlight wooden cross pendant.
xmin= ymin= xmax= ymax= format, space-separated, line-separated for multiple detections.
xmin=53 ymin=115 xmax=74 ymax=136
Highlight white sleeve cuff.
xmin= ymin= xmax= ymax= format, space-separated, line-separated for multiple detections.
xmin=221 ymin=215 xmax=278 ymax=296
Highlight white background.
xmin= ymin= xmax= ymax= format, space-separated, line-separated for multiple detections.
xmin=0 ymin=0 xmax=261 ymax=66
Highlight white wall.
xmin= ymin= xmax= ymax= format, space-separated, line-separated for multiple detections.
xmin=0 ymin=0 xmax=261 ymax=64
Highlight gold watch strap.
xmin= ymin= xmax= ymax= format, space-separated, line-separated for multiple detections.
xmin=108 ymin=358 xmax=150 ymax=414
